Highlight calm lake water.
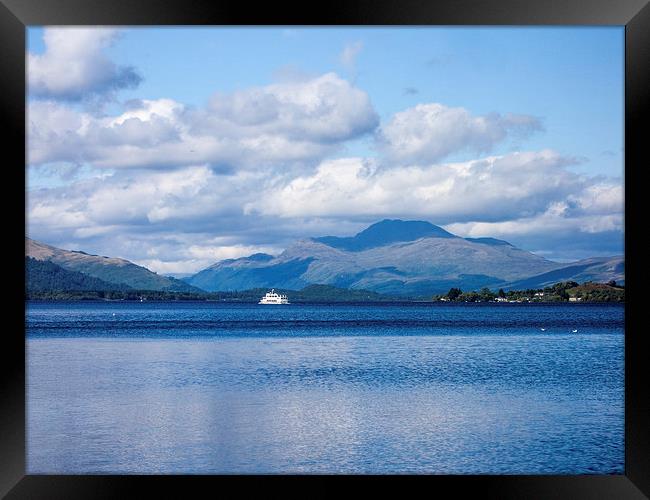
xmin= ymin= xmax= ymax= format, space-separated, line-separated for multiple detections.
xmin=26 ymin=301 xmax=624 ymax=474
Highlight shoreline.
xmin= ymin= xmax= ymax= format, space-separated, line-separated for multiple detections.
xmin=24 ymin=298 xmax=625 ymax=305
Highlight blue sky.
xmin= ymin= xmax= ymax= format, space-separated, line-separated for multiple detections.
xmin=26 ymin=27 xmax=624 ymax=273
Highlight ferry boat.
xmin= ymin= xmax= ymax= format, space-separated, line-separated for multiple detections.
xmin=258 ymin=289 xmax=290 ymax=304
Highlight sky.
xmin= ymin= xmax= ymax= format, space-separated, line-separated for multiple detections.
xmin=26 ymin=26 xmax=624 ymax=274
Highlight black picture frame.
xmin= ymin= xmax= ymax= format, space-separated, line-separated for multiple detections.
xmin=2 ymin=0 xmax=647 ymax=497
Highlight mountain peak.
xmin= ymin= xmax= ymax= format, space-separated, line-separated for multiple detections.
xmin=361 ymin=219 xmax=456 ymax=238
xmin=313 ymin=219 xmax=457 ymax=252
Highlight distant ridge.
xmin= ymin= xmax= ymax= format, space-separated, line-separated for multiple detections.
xmin=25 ymin=237 xmax=202 ymax=293
xmin=503 ymin=256 xmax=624 ymax=290
xmin=187 ymin=219 xmax=603 ymax=296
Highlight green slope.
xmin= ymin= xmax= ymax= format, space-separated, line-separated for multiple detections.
xmin=26 ymin=257 xmax=131 ymax=293
xmin=26 ymin=238 xmax=204 ymax=293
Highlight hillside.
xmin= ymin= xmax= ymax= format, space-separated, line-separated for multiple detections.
xmin=503 ymin=256 xmax=624 ymax=290
xmin=26 ymin=238 xmax=202 ymax=293
xmin=26 ymin=257 xmax=131 ymax=293
xmin=566 ymin=282 xmax=625 ymax=302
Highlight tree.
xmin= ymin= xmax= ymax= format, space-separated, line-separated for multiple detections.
xmin=447 ymin=287 xmax=462 ymax=300
xmin=498 ymin=288 xmax=506 ymax=298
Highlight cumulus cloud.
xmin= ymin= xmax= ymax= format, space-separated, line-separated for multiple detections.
xmin=245 ymin=151 xmax=588 ymax=223
xmin=28 ymin=27 xmax=141 ymax=101
xmin=446 ymin=203 xmax=623 ymax=239
xmin=28 ymin=73 xmax=379 ymax=170
xmin=199 ymin=72 xmax=378 ymax=143
xmin=28 ymin=165 xmax=255 ymax=230
xmin=377 ymin=103 xmax=543 ymax=164
xmin=567 ymin=183 xmax=623 ymax=216
xmin=27 ymin=99 xmax=183 ymax=166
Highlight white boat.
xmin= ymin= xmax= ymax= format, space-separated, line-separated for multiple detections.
xmin=258 ymin=289 xmax=290 ymax=304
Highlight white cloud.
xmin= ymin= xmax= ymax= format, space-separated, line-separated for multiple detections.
xmin=28 ymin=73 xmax=379 ymax=170
xmin=109 ymin=98 xmax=182 ymax=126
xmin=29 ymin=165 xmax=270 ymax=233
xmin=200 ymin=72 xmax=378 ymax=143
xmin=28 ymin=27 xmax=141 ymax=101
xmin=28 ymin=99 xmax=185 ymax=167
xmin=245 ymin=150 xmax=587 ymax=223
xmin=569 ymin=183 xmax=623 ymax=216
xmin=446 ymin=209 xmax=623 ymax=240
xmin=377 ymin=103 xmax=543 ymax=164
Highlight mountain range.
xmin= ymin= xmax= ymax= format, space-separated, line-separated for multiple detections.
xmin=185 ymin=219 xmax=623 ymax=296
xmin=26 ymin=220 xmax=624 ymax=297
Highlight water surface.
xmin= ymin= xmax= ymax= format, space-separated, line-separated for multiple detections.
xmin=27 ymin=301 xmax=624 ymax=474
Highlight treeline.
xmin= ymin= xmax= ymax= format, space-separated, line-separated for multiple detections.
xmin=290 ymin=284 xmax=395 ymax=302
xmin=26 ymin=284 xmax=396 ymax=302
xmin=26 ymin=290 xmax=207 ymax=301
xmin=433 ymin=280 xmax=624 ymax=303
xmin=25 ymin=257 xmax=130 ymax=293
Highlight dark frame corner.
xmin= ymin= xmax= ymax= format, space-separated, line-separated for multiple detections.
xmin=2 ymin=0 xmax=648 ymax=497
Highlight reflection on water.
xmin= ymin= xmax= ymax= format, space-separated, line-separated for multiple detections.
xmin=26 ymin=302 xmax=624 ymax=474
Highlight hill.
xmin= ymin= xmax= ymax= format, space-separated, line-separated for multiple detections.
xmin=503 ymin=256 xmax=624 ymax=290
xmin=26 ymin=238 xmax=202 ymax=293
xmin=26 ymin=257 xmax=131 ymax=293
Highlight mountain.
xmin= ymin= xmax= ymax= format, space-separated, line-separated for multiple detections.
xmin=188 ymin=253 xmax=313 ymax=292
xmin=503 ymin=256 xmax=624 ymax=290
xmin=26 ymin=238 xmax=202 ymax=293
xmin=186 ymin=219 xmax=589 ymax=296
xmin=26 ymin=257 xmax=131 ymax=293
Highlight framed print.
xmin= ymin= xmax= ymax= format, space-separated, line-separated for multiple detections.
xmin=2 ymin=0 xmax=648 ymax=497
